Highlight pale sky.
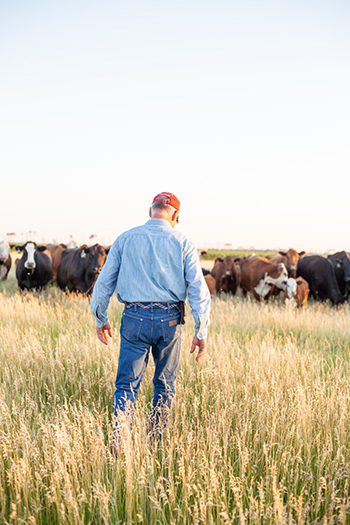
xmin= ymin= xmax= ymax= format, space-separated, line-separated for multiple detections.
xmin=1 ymin=0 xmax=350 ymax=253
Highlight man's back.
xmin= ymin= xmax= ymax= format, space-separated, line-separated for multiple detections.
xmin=113 ymin=218 xmax=197 ymax=303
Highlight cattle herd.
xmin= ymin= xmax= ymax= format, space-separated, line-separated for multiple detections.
xmin=202 ymin=248 xmax=350 ymax=308
xmin=0 ymin=240 xmax=108 ymax=295
xmin=1 ymin=241 xmax=350 ymax=308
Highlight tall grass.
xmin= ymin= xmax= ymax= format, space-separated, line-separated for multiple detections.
xmin=0 ymin=269 xmax=350 ymax=524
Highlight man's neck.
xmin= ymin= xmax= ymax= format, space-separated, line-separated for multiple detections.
xmin=150 ymin=214 xmax=175 ymax=228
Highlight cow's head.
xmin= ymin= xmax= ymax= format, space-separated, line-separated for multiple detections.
xmin=0 ymin=241 xmax=10 ymax=264
xmin=284 ymin=277 xmax=298 ymax=308
xmin=16 ymin=242 xmax=47 ymax=270
xmin=268 ymin=262 xmax=288 ymax=290
xmin=279 ymin=249 xmax=305 ymax=278
xmin=85 ymin=244 xmax=108 ymax=277
xmin=218 ymin=256 xmax=239 ymax=293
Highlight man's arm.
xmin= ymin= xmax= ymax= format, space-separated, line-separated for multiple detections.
xmin=91 ymin=241 xmax=121 ymax=343
xmin=183 ymin=241 xmax=211 ymax=361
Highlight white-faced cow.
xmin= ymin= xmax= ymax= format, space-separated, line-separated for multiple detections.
xmin=239 ymin=256 xmax=288 ymax=301
xmin=57 ymin=243 xmax=109 ymax=295
xmin=284 ymin=277 xmax=309 ymax=308
xmin=210 ymin=256 xmax=241 ymax=295
xmin=0 ymin=241 xmax=12 ymax=281
xmin=15 ymin=242 xmax=53 ymax=290
xmin=268 ymin=249 xmax=306 ymax=278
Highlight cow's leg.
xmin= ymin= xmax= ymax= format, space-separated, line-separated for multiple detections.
xmin=252 ymin=290 xmax=261 ymax=302
xmin=264 ymin=289 xmax=274 ymax=301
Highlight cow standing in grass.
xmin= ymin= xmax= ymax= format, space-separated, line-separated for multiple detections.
xmin=239 ymin=256 xmax=288 ymax=301
xmin=15 ymin=242 xmax=53 ymax=290
xmin=297 ymin=255 xmax=345 ymax=305
xmin=210 ymin=256 xmax=241 ymax=295
xmin=57 ymin=244 xmax=108 ymax=294
xmin=284 ymin=277 xmax=309 ymax=308
xmin=327 ymin=251 xmax=350 ymax=300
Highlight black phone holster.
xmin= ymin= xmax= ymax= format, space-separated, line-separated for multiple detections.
xmin=178 ymin=301 xmax=186 ymax=325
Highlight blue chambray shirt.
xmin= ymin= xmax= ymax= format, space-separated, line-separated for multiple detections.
xmin=91 ymin=219 xmax=210 ymax=339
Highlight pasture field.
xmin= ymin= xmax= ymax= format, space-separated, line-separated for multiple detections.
xmin=1 ymin=263 xmax=350 ymax=524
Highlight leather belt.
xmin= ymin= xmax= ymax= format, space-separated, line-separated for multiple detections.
xmin=125 ymin=302 xmax=179 ymax=310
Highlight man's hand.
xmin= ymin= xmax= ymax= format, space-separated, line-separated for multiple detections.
xmin=96 ymin=323 xmax=112 ymax=345
xmin=190 ymin=337 xmax=206 ymax=363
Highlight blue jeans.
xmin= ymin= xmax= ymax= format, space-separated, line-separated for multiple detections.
xmin=113 ymin=303 xmax=181 ymax=433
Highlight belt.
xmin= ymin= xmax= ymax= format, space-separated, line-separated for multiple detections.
xmin=125 ymin=302 xmax=179 ymax=310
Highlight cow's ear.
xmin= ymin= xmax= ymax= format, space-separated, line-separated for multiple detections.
xmin=37 ymin=246 xmax=47 ymax=252
xmin=104 ymin=246 xmax=110 ymax=254
xmin=81 ymin=247 xmax=90 ymax=258
xmin=336 ymin=259 xmax=343 ymax=267
xmin=16 ymin=245 xmax=24 ymax=252
xmin=299 ymin=251 xmax=306 ymax=258
xmin=279 ymin=251 xmax=287 ymax=256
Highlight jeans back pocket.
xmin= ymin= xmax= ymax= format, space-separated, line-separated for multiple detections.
xmin=161 ymin=315 xmax=180 ymax=342
xmin=122 ymin=312 xmax=143 ymax=341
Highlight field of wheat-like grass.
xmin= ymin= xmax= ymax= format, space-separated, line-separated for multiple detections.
xmin=1 ymin=268 xmax=350 ymax=524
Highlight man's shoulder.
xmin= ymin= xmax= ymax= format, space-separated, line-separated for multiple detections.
xmin=113 ymin=223 xmax=147 ymax=243
xmin=111 ymin=221 xmax=195 ymax=251
xmin=169 ymin=228 xmax=194 ymax=246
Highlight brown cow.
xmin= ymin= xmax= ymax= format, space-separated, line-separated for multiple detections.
xmin=239 ymin=256 xmax=288 ymax=301
xmin=46 ymin=243 xmax=67 ymax=284
xmin=284 ymin=277 xmax=310 ymax=308
xmin=0 ymin=241 xmax=11 ymax=281
xmin=267 ymin=249 xmax=305 ymax=278
xmin=211 ymin=256 xmax=241 ymax=295
xmin=204 ymin=274 xmax=216 ymax=295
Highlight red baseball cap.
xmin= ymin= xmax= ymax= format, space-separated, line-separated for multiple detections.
xmin=152 ymin=192 xmax=180 ymax=211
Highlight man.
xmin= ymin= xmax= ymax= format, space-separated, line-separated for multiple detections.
xmin=91 ymin=192 xmax=210 ymax=451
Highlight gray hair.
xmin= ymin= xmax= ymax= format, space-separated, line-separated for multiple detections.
xmin=150 ymin=202 xmax=173 ymax=214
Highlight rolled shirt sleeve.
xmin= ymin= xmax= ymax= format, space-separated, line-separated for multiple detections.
xmin=183 ymin=241 xmax=211 ymax=339
xmin=90 ymin=241 xmax=121 ymax=327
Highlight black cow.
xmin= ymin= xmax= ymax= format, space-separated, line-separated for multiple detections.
xmin=297 ymin=255 xmax=345 ymax=305
xmin=327 ymin=251 xmax=350 ymax=299
xmin=15 ymin=242 xmax=53 ymax=290
xmin=57 ymin=243 xmax=108 ymax=294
